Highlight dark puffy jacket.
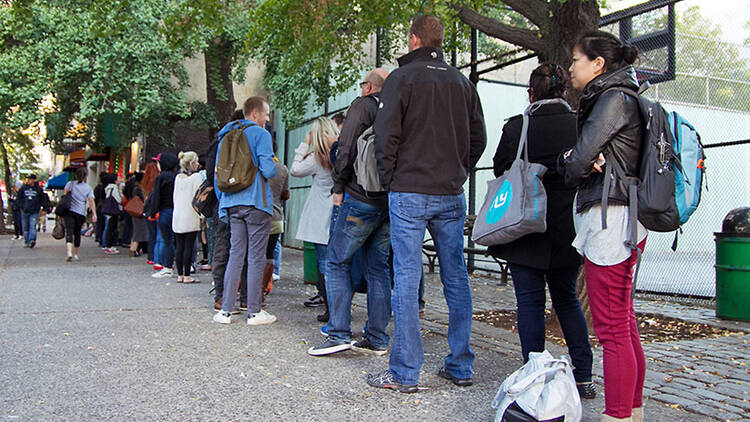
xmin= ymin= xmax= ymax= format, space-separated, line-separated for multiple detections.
xmin=144 ymin=152 xmax=179 ymax=217
xmin=562 ymin=65 xmax=642 ymax=213
xmin=489 ymin=101 xmax=581 ymax=270
xmin=332 ymin=94 xmax=387 ymax=208
xmin=374 ymin=47 xmax=486 ymax=195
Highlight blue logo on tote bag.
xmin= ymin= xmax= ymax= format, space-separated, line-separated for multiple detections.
xmin=486 ymin=180 xmax=513 ymax=224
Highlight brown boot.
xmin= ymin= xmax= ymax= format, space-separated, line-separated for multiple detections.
xmin=262 ymin=262 xmax=275 ymax=295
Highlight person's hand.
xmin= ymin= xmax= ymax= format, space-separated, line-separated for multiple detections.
xmin=592 ymin=153 xmax=606 ymax=173
xmin=333 ymin=193 xmax=343 ymax=206
xmin=92 ymin=214 xmax=98 ymax=223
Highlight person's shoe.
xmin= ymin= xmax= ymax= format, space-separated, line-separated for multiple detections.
xmin=239 ymin=302 xmax=248 ymax=311
xmin=72 ymin=255 xmax=80 ymax=261
xmin=213 ymin=310 xmax=232 ymax=324
xmin=307 ymin=339 xmax=352 ymax=356
xmin=366 ymin=369 xmax=418 ymax=393
xmin=151 ymin=268 xmax=173 ymax=278
xmin=182 ymin=277 xmax=200 ymax=284
xmin=352 ymin=338 xmax=388 ymax=356
xmin=214 ymin=300 xmax=222 ymax=311
xmin=29 ymin=241 xmax=35 ymax=248
xmin=23 ymin=243 xmax=29 ymax=248
xmin=320 ymin=325 xmax=329 ymax=337
xmin=65 ymin=255 xmax=73 ymax=262
xmin=304 ymin=295 xmax=325 ymax=308
xmin=272 ymin=273 xmax=280 ymax=281
xmin=104 ymin=247 xmax=119 ymax=255
xmin=600 ymin=415 xmax=632 ymax=422
xmin=437 ymin=367 xmax=473 ymax=387
xmin=198 ymin=264 xmax=212 ymax=271
xmin=247 ymin=309 xmax=276 ymax=326
xmin=153 ymin=264 xmax=163 ymax=271
xmin=316 ymin=309 xmax=329 ymax=322
xmin=577 ymin=382 xmax=597 ymax=399
xmin=631 ymin=407 xmax=643 ymax=422
xmin=146 ymin=260 xmax=154 ymax=265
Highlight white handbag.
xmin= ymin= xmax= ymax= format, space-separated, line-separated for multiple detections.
xmin=492 ymin=350 xmax=582 ymax=422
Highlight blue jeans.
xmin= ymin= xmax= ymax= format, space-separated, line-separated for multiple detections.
xmin=157 ymin=208 xmax=175 ymax=268
xmin=273 ymin=236 xmax=282 ymax=276
xmin=329 ymin=204 xmax=367 ymax=294
xmin=21 ymin=211 xmax=39 ymax=245
xmin=388 ymin=192 xmax=474 ymax=385
xmin=147 ymin=219 xmax=160 ymax=263
xmin=314 ymin=243 xmax=327 ymax=299
xmin=509 ymin=264 xmax=593 ymax=383
xmin=326 ymin=197 xmax=391 ymax=348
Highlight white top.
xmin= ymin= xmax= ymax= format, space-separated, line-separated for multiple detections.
xmin=64 ymin=181 xmax=94 ymax=217
xmin=172 ymin=172 xmax=204 ymax=234
xmin=572 ymin=197 xmax=648 ymax=266
xmin=290 ymin=143 xmax=333 ymax=245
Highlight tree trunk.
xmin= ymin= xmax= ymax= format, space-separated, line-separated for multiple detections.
xmin=205 ymin=37 xmax=237 ymax=142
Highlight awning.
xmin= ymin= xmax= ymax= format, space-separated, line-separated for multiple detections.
xmin=45 ymin=173 xmax=69 ymax=190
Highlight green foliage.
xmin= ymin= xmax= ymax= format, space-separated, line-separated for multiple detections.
xmin=189 ymin=101 xmax=218 ymax=128
xmin=1 ymin=0 xmax=193 ymax=149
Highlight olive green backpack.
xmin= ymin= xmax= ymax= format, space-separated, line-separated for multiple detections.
xmin=215 ymin=122 xmax=266 ymax=199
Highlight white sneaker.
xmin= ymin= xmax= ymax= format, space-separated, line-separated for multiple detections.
xmin=72 ymin=255 xmax=80 ymax=261
xmin=213 ymin=311 xmax=232 ymax=324
xmin=104 ymin=247 xmax=119 ymax=255
xmin=247 ymin=309 xmax=276 ymax=326
xmin=272 ymin=273 xmax=280 ymax=281
xmin=151 ymin=268 xmax=173 ymax=278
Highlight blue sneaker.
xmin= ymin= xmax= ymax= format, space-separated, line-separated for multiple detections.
xmin=320 ymin=325 xmax=328 ymax=337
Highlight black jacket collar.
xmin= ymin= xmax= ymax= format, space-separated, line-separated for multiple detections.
xmin=397 ymin=47 xmax=445 ymax=67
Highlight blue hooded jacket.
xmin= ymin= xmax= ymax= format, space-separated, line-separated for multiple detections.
xmin=214 ymin=119 xmax=277 ymax=219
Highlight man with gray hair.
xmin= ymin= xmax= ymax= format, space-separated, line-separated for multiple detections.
xmin=307 ymin=68 xmax=393 ymax=356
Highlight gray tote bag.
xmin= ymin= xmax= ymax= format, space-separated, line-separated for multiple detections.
xmin=472 ymin=101 xmax=553 ymax=246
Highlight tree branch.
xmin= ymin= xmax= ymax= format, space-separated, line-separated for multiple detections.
xmin=499 ymin=0 xmax=551 ymax=30
xmin=453 ymin=4 xmax=544 ymax=53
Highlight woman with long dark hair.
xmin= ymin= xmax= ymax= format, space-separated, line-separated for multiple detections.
xmin=63 ymin=167 xmax=97 ymax=261
xmin=490 ymin=63 xmax=595 ymax=400
xmin=561 ymin=30 xmax=646 ymax=422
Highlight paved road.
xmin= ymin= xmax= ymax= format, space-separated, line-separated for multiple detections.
xmin=0 ymin=234 xmax=729 ymax=421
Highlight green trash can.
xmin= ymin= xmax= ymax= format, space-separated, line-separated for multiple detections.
xmin=303 ymin=241 xmax=319 ymax=285
xmin=715 ymin=208 xmax=750 ymax=321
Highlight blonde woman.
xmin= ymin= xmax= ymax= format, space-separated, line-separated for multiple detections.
xmin=172 ymin=151 xmax=204 ymax=283
xmin=290 ymin=116 xmax=338 ymax=312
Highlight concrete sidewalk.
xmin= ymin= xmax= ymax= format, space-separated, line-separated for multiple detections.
xmin=0 ymin=233 xmax=745 ymax=421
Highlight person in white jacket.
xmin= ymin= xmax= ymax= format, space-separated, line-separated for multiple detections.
xmin=172 ymin=151 xmax=204 ymax=283
xmin=290 ymin=117 xmax=338 ymax=314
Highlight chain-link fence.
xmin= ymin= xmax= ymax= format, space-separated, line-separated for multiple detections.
xmin=278 ymin=0 xmax=748 ymax=305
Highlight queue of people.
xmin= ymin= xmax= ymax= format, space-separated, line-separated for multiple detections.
xmin=34 ymin=15 xmax=647 ymax=422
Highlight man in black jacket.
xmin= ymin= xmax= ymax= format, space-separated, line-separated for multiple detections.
xmin=18 ymin=174 xmax=49 ymax=248
xmin=367 ymin=15 xmax=486 ymax=393
xmin=307 ymin=68 xmax=393 ymax=357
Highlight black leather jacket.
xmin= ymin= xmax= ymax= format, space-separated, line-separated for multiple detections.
xmin=562 ymin=65 xmax=643 ymax=213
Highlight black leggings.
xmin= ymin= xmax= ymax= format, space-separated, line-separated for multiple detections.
xmin=64 ymin=212 xmax=86 ymax=247
xmin=174 ymin=231 xmax=198 ymax=276
xmin=266 ymin=233 xmax=280 ymax=260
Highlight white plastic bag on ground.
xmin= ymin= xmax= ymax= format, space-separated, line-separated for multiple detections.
xmin=492 ymin=350 xmax=582 ymax=422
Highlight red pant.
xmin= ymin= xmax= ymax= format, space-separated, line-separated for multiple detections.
xmin=585 ymin=239 xmax=646 ymax=419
